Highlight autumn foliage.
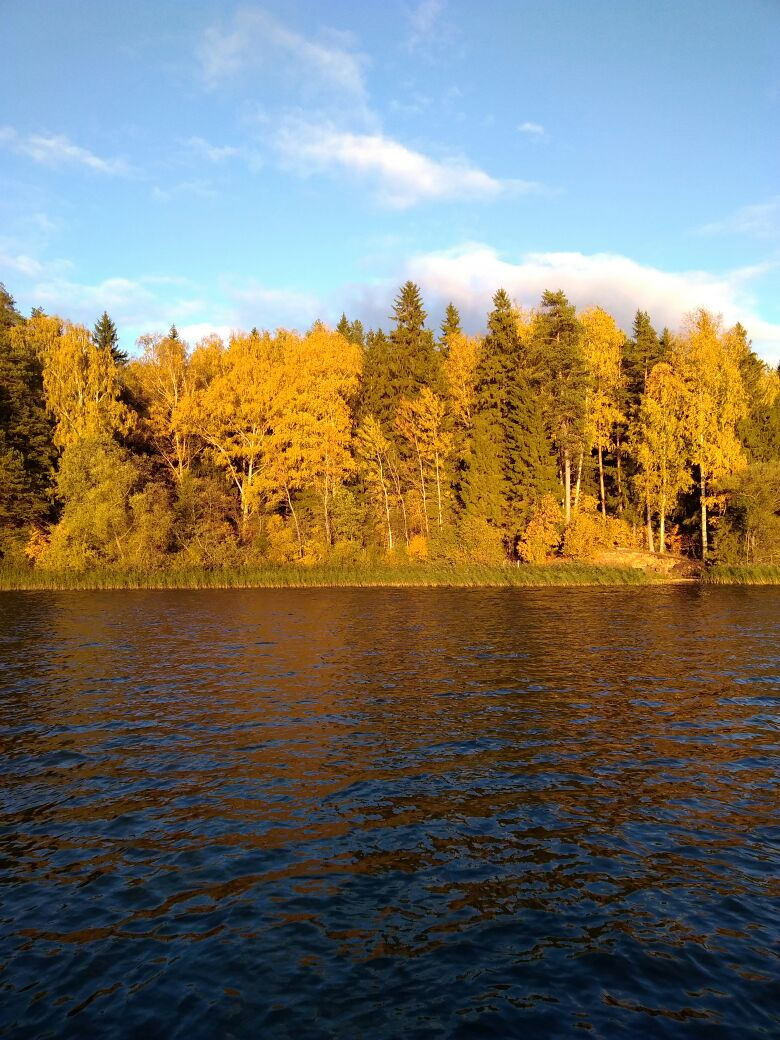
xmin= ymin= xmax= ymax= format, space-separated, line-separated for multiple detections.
xmin=1 ymin=279 xmax=779 ymax=572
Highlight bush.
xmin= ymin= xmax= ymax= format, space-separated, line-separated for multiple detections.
xmin=518 ymin=495 xmax=564 ymax=563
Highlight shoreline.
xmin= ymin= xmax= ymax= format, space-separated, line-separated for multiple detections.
xmin=1 ymin=563 xmax=778 ymax=592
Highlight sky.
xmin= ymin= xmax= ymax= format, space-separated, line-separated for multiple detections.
xmin=1 ymin=0 xmax=779 ymax=361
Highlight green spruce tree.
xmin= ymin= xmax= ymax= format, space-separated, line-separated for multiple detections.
xmin=460 ymin=289 xmax=556 ymax=543
xmin=93 ymin=311 xmax=128 ymax=366
xmin=532 ymin=290 xmax=587 ymax=524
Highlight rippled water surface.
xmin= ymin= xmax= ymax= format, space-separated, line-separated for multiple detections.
xmin=1 ymin=586 xmax=779 ymax=1038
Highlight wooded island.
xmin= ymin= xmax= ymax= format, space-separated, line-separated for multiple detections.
xmin=1 ymin=279 xmax=779 ymax=584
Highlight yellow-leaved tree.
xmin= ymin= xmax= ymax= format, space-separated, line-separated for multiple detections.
xmin=631 ymin=361 xmax=690 ymax=552
xmin=129 ymin=330 xmax=196 ymax=483
xmin=395 ymin=388 xmax=452 ymax=534
xmin=274 ymin=323 xmax=362 ymax=550
xmin=183 ymin=331 xmax=283 ymax=540
xmin=673 ymin=310 xmax=747 ymax=558
xmin=40 ymin=321 xmax=132 ymax=448
xmin=580 ymin=307 xmax=625 ymax=518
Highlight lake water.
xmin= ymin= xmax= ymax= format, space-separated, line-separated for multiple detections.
xmin=1 ymin=586 xmax=778 ymax=1038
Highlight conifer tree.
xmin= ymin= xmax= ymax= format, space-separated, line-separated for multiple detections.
xmin=93 ymin=311 xmax=127 ymax=366
xmin=440 ymin=302 xmax=462 ymax=354
xmin=388 ymin=281 xmax=440 ymax=401
xmin=461 ymin=289 xmax=555 ymax=543
xmin=0 ymin=301 xmax=56 ymax=531
xmin=532 ymin=290 xmax=587 ymax=524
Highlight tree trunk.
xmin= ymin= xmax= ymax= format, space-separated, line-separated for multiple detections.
xmin=564 ymin=452 xmax=571 ymax=525
xmin=598 ymin=442 xmax=606 ymax=519
xmin=574 ymin=448 xmax=583 ymax=513
xmin=285 ymin=484 xmax=303 ymax=559
xmin=700 ymin=469 xmax=708 ymax=560
xmin=615 ymin=429 xmax=623 ymax=513
xmin=646 ymin=498 xmax=655 ymax=553
xmin=377 ymin=457 xmax=393 ymax=551
xmin=659 ymin=491 xmax=666 ymax=554
xmin=434 ymin=450 xmax=443 ymax=529
xmin=415 ymin=439 xmax=429 ymax=538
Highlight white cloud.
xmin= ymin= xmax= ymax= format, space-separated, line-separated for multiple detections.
xmin=225 ymin=278 xmax=321 ymax=330
xmin=273 ymin=120 xmax=538 ymax=208
xmin=405 ymin=0 xmax=447 ymax=51
xmin=180 ymin=135 xmax=264 ymax=172
xmin=0 ymin=126 xmax=130 ymax=175
xmin=346 ymin=244 xmax=780 ymax=363
xmin=176 ymin=322 xmax=236 ymax=345
xmin=198 ymin=6 xmax=368 ymax=106
xmin=183 ymin=136 xmax=241 ymax=162
xmin=518 ymin=121 xmax=546 ymax=138
xmin=28 ymin=274 xmax=204 ymax=345
xmin=698 ymin=196 xmax=780 ymax=240
xmin=0 ymin=251 xmax=43 ymax=278
xmin=152 ymin=179 xmax=218 ymax=203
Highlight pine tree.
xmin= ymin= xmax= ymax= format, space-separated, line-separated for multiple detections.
xmin=93 ymin=311 xmax=127 ymax=366
xmin=532 ymin=290 xmax=587 ymax=524
xmin=624 ymin=310 xmax=662 ymax=405
xmin=0 ymin=308 xmax=56 ymax=531
xmin=388 ymin=281 xmax=440 ymax=401
xmin=337 ymin=313 xmax=365 ymax=346
xmin=461 ymin=289 xmax=555 ymax=542
xmin=440 ymin=302 xmax=462 ymax=354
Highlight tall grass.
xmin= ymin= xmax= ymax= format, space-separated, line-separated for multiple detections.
xmin=0 ymin=562 xmax=660 ymax=591
xmin=704 ymin=565 xmax=780 ymax=585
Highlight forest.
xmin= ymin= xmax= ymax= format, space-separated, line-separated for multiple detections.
xmin=1 ymin=278 xmax=779 ymax=576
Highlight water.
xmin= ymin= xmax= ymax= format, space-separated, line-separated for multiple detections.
xmin=0 ymin=586 xmax=778 ymax=1038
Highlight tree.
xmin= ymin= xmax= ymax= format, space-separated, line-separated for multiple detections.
xmin=440 ymin=302 xmax=462 ymax=354
xmin=387 ymin=281 xmax=441 ymax=406
xmin=355 ymin=416 xmax=397 ymax=552
xmin=531 ymin=290 xmax=587 ymax=524
xmin=580 ymin=307 xmax=625 ymax=518
xmin=461 ymin=289 xmax=556 ymax=543
xmin=631 ymin=362 xmax=690 ymax=552
xmin=129 ymin=330 xmax=196 ymax=483
xmin=40 ymin=321 xmax=132 ymax=449
xmin=279 ymin=324 xmax=362 ymax=548
xmin=39 ymin=433 xmax=171 ymax=570
xmin=673 ymin=310 xmax=747 ymax=558
xmin=93 ymin=311 xmax=127 ymax=366
xmin=396 ymin=388 xmax=452 ymax=533
xmin=0 ymin=310 xmax=56 ymax=532
xmin=184 ymin=332 xmax=282 ymax=539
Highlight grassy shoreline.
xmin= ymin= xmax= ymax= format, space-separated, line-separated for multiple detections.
xmin=0 ymin=562 xmax=777 ymax=591
xmin=0 ymin=562 xmax=662 ymax=591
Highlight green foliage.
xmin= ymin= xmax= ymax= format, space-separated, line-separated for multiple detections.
xmin=39 ymin=434 xmax=144 ymax=570
xmin=0 ymin=312 xmax=56 ymax=529
xmin=93 ymin=310 xmax=127 ymax=366
xmin=440 ymin=302 xmax=462 ymax=352
xmin=532 ymin=289 xmax=588 ymax=463
xmin=461 ymin=288 xmax=556 ymax=541
xmin=0 ymin=275 xmax=775 ymax=578
xmin=715 ymin=462 xmax=780 ymax=565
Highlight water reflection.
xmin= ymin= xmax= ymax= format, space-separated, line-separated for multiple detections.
xmin=0 ymin=587 xmax=778 ymax=1038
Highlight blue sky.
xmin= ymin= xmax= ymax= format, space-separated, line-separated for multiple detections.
xmin=1 ymin=0 xmax=779 ymax=360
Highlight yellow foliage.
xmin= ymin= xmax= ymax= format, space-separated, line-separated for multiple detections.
xmin=562 ymin=498 xmax=636 ymax=559
xmin=23 ymin=527 xmax=50 ymax=564
xmin=518 ymin=494 xmax=564 ymax=563
xmin=408 ymin=534 xmax=428 ymax=560
xmin=40 ymin=322 xmax=132 ymax=448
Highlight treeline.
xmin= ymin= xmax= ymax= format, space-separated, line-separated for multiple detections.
xmin=1 ymin=280 xmax=779 ymax=572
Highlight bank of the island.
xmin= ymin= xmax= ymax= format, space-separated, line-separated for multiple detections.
xmin=2 ymin=556 xmax=776 ymax=591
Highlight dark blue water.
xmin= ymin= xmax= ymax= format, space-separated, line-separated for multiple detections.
xmin=0 ymin=586 xmax=778 ymax=1038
